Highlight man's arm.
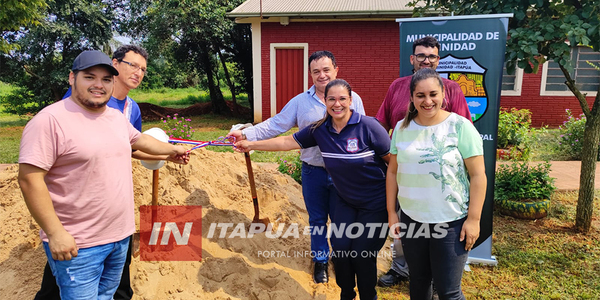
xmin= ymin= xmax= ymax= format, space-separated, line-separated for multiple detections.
xmin=18 ymin=164 xmax=78 ymax=261
xmin=350 ymin=91 xmax=366 ymax=115
xmin=131 ymin=151 xmax=188 ymax=164
xmin=132 ymin=134 xmax=189 ymax=163
xmin=240 ymin=96 xmax=300 ymax=141
xmin=375 ymin=81 xmax=398 ymax=131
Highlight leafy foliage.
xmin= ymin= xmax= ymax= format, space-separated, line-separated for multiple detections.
xmin=0 ymin=86 xmax=39 ymax=115
xmin=411 ymin=1 xmax=599 ymax=74
xmin=557 ymin=109 xmax=600 ymax=161
xmin=141 ymin=58 xmax=204 ymax=90
xmin=277 ymin=152 xmax=302 ymax=184
xmin=495 ymin=162 xmax=556 ymax=202
xmin=0 ymin=0 xmax=47 ymax=53
xmin=496 ymin=108 xmax=544 ymax=160
xmin=1 ymin=0 xmax=118 ymax=114
xmin=161 ymin=113 xmax=194 ymax=140
xmin=123 ymin=0 xmax=252 ymax=115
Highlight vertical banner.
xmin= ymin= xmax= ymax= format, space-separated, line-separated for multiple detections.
xmin=397 ymin=14 xmax=513 ymax=265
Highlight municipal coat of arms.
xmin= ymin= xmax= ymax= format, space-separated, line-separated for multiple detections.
xmin=437 ymin=54 xmax=488 ymax=123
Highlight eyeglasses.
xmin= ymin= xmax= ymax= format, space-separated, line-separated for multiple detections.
xmin=326 ymin=97 xmax=350 ymax=103
xmin=414 ymin=54 xmax=440 ymax=62
xmin=120 ymin=60 xmax=147 ymax=75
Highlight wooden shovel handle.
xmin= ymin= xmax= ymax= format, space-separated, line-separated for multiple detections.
xmin=152 ymin=169 xmax=159 ymax=206
xmin=244 ymin=152 xmax=258 ymax=199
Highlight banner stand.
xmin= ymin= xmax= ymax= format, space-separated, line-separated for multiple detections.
xmin=397 ymin=13 xmax=513 ymax=266
xmin=467 ymin=236 xmax=498 ymax=266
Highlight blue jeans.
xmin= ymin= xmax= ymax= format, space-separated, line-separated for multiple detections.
xmin=43 ymin=236 xmax=130 ymax=300
xmin=301 ymin=162 xmax=338 ymax=263
xmin=400 ymin=211 xmax=468 ymax=300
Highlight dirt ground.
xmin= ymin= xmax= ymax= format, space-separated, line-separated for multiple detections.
xmin=138 ymin=101 xmax=251 ymax=121
xmin=0 ymin=149 xmax=391 ymax=299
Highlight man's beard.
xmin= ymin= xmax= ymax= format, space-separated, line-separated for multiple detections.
xmin=72 ymin=82 xmax=110 ymax=109
xmin=78 ymin=95 xmax=109 ymax=109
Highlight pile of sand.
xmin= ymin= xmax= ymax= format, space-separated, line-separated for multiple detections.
xmin=0 ymin=149 xmax=391 ymax=299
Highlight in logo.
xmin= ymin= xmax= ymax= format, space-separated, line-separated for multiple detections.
xmin=437 ymin=54 xmax=488 ymax=123
xmin=139 ymin=205 xmax=202 ymax=261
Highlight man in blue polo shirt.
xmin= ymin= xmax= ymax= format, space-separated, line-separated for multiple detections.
xmin=228 ymin=51 xmax=365 ymax=283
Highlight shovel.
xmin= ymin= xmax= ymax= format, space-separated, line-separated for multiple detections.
xmin=244 ymin=152 xmax=270 ymax=232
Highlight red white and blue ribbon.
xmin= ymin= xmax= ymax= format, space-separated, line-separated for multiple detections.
xmin=168 ymin=136 xmax=235 ymax=152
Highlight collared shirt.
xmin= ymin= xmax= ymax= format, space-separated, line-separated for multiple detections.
xmin=110 ymin=96 xmax=142 ymax=132
xmin=376 ymin=76 xmax=472 ymax=132
xmin=293 ymin=111 xmax=390 ymax=210
xmin=244 ymin=85 xmax=365 ymax=167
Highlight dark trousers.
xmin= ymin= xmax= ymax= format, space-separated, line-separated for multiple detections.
xmin=34 ymin=235 xmax=134 ymax=300
xmin=330 ymin=198 xmax=388 ymax=300
xmin=301 ymin=163 xmax=338 ymax=263
xmin=400 ymin=211 xmax=468 ymax=300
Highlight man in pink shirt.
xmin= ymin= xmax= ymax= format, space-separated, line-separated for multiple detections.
xmin=18 ymin=50 xmax=188 ymax=300
xmin=376 ymin=36 xmax=472 ymax=288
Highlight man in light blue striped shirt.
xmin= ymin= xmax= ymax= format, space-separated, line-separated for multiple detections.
xmin=228 ymin=51 xmax=365 ymax=283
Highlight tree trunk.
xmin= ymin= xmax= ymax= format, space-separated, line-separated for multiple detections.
xmin=200 ymin=47 xmax=230 ymax=116
xmin=576 ymin=113 xmax=600 ymax=232
xmin=217 ymin=50 xmax=239 ymax=116
xmin=229 ymin=24 xmax=253 ymax=117
xmin=560 ymin=64 xmax=600 ymax=232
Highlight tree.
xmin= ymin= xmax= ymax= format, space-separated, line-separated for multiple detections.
xmin=125 ymin=0 xmax=251 ymax=116
xmin=412 ymin=0 xmax=600 ymax=232
xmin=1 ymin=0 xmax=116 ymax=114
xmin=224 ymin=23 xmax=254 ymax=115
xmin=0 ymin=0 xmax=47 ymax=53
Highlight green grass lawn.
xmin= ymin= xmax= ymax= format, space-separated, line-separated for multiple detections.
xmin=1 ymin=82 xmax=30 ymax=163
xmin=130 ymin=87 xmax=249 ymax=108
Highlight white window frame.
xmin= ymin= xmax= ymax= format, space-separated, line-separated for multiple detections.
xmin=501 ymin=67 xmax=524 ymax=96
xmin=269 ymin=43 xmax=309 ymax=117
xmin=540 ymin=46 xmax=599 ymax=97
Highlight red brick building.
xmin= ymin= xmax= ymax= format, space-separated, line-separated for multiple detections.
xmin=229 ymin=0 xmax=599 ymax=127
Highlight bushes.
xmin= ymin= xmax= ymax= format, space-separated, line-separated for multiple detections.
xmin=277 ymin=153 xmax=302 ymax=184
xmin=494 ymin=161 xmax=556 ymax=201
xmin=161 ymin=113 xmax=195 ymax=139
xmin=496 ymin=108 xmax=542 ymax=160
xmin=497 ymin=107 xmax=531 ymax=149
xmin=556 ymin=109 xmax=600 ymax=160
xmin=0 ymin=87 xmax=40 ymax=115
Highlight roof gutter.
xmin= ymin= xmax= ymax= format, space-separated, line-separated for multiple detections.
xmin=227 ymin=10 xmax=413 ymax=18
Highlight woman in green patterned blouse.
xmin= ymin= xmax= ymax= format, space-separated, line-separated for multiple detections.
xmin=385 ymin=68 xmax=487 ymax=300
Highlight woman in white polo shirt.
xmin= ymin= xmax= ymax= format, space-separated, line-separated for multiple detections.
xmin=386 ymin=68 xmax=487 ymax=300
